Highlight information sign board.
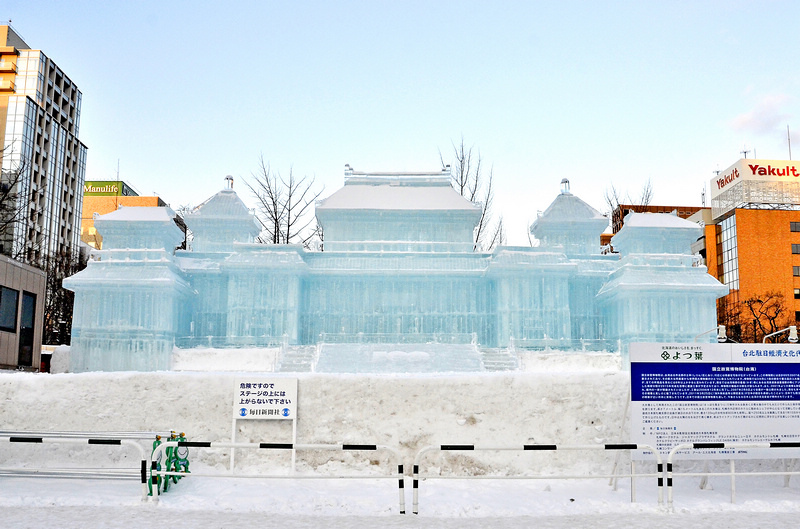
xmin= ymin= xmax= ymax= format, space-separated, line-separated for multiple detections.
xmin=233 ymin=377 xmax=297 ymax=420
xmin=630 ymin=343 xmax=800 ymax=459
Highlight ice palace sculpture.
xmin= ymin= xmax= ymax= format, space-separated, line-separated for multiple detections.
xmin=64 ymin=168 xmax=727 ymax=372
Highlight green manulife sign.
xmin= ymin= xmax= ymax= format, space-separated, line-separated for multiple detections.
xmin=83 ymin=181 xmax=138 ymax=197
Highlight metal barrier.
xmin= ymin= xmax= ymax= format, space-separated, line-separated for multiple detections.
xmin=0 ymin=435 xmax=149 ymax=500
xmin=150 ymin=441 xmax=406 ymax=514
xmin=666 ymin=441 xmax=800 ymax=509
xmin=412 ymin=443 xmax=663 ymax=514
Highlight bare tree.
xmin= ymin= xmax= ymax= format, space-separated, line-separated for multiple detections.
xmin=605 ymin=179 xmax=655 ymax=236
xmin=717 ymin=295 xmax=743 ymax=342
xmin=440 ymin=137 xmax=505 ymax=251
xmin=743 ymin=291 xmax=791 ymax=343
xmin=42 ymin=248 xmax=87 ymax=344
xmin=0 ymin=149 xmax=29 ymax=258
xmin=604 ymin=178 xmax=653 ymax=215
xmin=247 ymin=155 xmax=324 ymax=247
xmin=173 ymin=204 xmax=194 ymax=251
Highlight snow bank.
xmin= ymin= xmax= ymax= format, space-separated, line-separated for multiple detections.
xmin=0 ymin=362 xmax=628 ymax=476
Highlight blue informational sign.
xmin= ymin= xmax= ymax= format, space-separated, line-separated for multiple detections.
xmin=631 ymin=362 xmax=800 ymax=401
xmin=630 ymin=343 xmax=800 ymax=459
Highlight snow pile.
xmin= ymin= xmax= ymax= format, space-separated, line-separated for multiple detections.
xmin=3 ymin=351 xmax=800 ymax=525
xmin=0 ymin=365 xmax=628 ymax=476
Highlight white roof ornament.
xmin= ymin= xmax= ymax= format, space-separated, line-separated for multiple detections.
xmin=225 ymin=175 xmax=234 ymax=189
xmin=560 ymin=178 xmax=570 ymax=194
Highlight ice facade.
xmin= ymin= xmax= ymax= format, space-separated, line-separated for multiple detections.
xmin=64 ymin=170 xmax=727 ymax=372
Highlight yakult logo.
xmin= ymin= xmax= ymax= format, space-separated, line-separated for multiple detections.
xmin=716 ymin=163 xmax=800 ymax=191
xmin=716 ymin=168 xmax=740 ymax=190
xmin=747 ymin=164 xmax=800 ymax=177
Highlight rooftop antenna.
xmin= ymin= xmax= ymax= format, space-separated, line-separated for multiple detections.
xmin=741 ymin=147 xmax=750 ymax=159
xmin=224 ymin=175 xmax=234 ymax=189
xmin=701 ymin=187 xmax=706 ymax=207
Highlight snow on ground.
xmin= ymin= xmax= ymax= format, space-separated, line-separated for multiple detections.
xmin=2 ymin=350 xmax=800 ymax=527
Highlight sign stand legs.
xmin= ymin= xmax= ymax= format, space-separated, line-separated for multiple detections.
xmin=230 ymin=417 xmax=236 ymax=472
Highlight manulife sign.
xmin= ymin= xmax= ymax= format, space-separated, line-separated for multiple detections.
xmin=83 ymin=181 xmax=138 ymax=197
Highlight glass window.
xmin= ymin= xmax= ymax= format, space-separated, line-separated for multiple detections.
xmin=794 ymin=266 xmax=800 ymax=277
xmin=792 ymin=222 xmax=800 ymax=232
xmin=17 ymin=291 xmax=36 ymax=367
xmin=795 ymin=289 xmax=800 ymax=300
xmin=0 ymin=286 xmax=19 ymax=333
xmin=793 ymin=244 xmax=800 ymax=254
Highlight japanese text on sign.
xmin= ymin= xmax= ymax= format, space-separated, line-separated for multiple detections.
xmin=233 ymin=378 xmax=298 ymax=420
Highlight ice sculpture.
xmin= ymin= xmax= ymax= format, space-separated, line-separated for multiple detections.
xmin=597 ymin=212 xmax=728 ymax=360
xmin=64 ymin=169 xmax=727 ymax=372
xmin=65 ymin=207 xmax=192 ymax=372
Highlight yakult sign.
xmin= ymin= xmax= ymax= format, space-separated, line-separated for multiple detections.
xmin=710 ymin=158 xmax=800 ymax=199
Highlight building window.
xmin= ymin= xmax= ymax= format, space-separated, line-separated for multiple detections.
xmin=717 ymin=215 xmax=739 ymax=290
xmin=792 ymin=222 xmax=800 ymax=232
xmin=797 ymin=311 xmax=800 ymax=323
xmin=795 ymin=289 xmax=800 ymax=300
xmin=795 ymin=266 xmax=800 ymax=277
xmin=794 ymin=244 xmax=800 ymax=254
xmin=0 ymin=286 xmax=19 ymax=333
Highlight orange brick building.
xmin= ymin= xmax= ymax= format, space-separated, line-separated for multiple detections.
xmin=700 ymin=158 xmax=800 ymax=342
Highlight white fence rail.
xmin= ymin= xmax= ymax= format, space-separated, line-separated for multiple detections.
xmin=666 ymin=441 xmax=800 ymax=509
xmin=150 ymin=440 xmax=407 ymax=513
xmin=411 ymin=442 xmax=663 ymax=514
xmin=0 ymin=435 xmax=149 ymax=499
xmin=9 ymin=433 xmax=800 ymax=514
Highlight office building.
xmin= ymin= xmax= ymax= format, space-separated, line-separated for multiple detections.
xmin=696 ymin=158 xmax=800 ymax=342
xmin=0 ymin=24 xmax=87 ymax=265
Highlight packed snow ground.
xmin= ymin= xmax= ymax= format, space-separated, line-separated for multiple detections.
xmin=3 ymin=350 xmax=800 ymax=527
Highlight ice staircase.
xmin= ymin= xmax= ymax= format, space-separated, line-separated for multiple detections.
xmin=480 ymin=348 xmax=519 ymax=371
xmin=313 ymin=343 xmax=484 ymax=373
xmin=277 ymin=346 xmax=318 ymax=373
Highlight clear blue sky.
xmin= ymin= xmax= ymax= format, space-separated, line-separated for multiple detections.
xmin=5 ymin=0 xmax=800 ymax=244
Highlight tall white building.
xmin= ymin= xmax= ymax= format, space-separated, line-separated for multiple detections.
xmin=0 ymin=24 xmax=87 ymax=265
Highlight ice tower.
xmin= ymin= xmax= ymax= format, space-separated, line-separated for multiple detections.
xmin=64 ymin=169 xmax=727 ymax=372
xmin=64 ymin=207 xmax=192 ymax=371
xmin=597 ymin=212 xmax=728 ymax=355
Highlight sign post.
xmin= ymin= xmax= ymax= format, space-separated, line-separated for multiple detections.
xmin=630 ymin=343 xmax=800 ymax=459
xmin=232 ymin=377 xmax=298 ymax=471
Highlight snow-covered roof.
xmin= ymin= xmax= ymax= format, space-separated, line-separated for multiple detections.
xmin=64 ymin=261 xmax=191 ymax=291
xmin=97 ymin=206 xmax=176 ymax=222
xmin=532 ymin=191 xmax=606 ymax=226
xmin=186 ymin=188 xmax=253 ymax=220
xmin=622 ymin=212 xmax=699 ymax=229
xmin=316 ymin=176 xmax=481 ymax=212
xmin=597 ymin=266 xmax=728 ymax=297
